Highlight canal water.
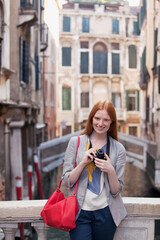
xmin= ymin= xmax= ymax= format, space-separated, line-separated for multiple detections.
xmin=39 ymin=162 xmax=160 ymax=240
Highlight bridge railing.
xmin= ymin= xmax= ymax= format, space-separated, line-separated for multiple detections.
xmin=118 ymin=133 xmax=160 ymax=191
xmin=0 ymin=198 xmax=160 ymax=240
xmin=38 ymin=131 xmax=160 ymax=191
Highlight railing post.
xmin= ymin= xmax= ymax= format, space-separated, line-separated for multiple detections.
xmin=0 ymin=223 xmax=18 ymax=240
xmin=32 ymin=221 xmax=49 ymax=240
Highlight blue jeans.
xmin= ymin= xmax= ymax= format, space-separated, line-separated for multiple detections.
xmin=69 ymin=206 xmax=116 ymax=240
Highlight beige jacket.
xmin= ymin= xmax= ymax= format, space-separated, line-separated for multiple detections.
xmin=62 ymin=134 xmax=127 ymax=226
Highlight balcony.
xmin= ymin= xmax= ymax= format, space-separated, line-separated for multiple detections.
xmin=40 ymin=24 xmax=48 ymax=52
xmin=18 ymin=0 xmax=38 ymax=28
xmin=139 ymin=71 xmax=150 ymax=90
xmin=0 ymin=198 xmax=160 ymax=239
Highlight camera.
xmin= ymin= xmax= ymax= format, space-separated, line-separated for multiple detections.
xmin=96 ymin=149 xmax=106 ymax=160
xmin=89 ymin=149 xmax=106 ymax=162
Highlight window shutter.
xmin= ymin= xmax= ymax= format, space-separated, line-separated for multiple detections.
xmin=154 ymin=29 xmax=158 ymax=67
xmin=82 ymin=18 xmax=89 ymax=33
xmin=35 ymin=55 xmax=39 ymax=90
xmin=19 ymin=36 xmax=23 ymax=82
xmin=112 ymin=19 xmax=119 ymax=34
xmin=112 ymin=93 xmax=115 ymax=106
xmin=93 ymin=52 xmax=107 ymax=74
xmin=126 ymin=90 xmax=129 ymax=111
xmin=63 ymin=16 xmax=70 ymax=32
xmin=80 ymin=52 xmax=89 ymax=73
xmin=62 ymin=87 xmax=71 ymax=110
xmin=23 ymin=40 xmax=29 ymax=83
xmin=133 ymin=21 xmax=139 ymax=35
xmin=146 ymin=97 xmax=150 ymax=122
xmin=112 ymin=53 xmax=120 ymax=74
xmin=81 ymin=92 xmax=89 ymax=108
xmin=129 ymin=45 xmax=137 ymax=68
xmin=62 ymin=47 xmax=71 ymax=66
xmin=137 ymin=90 xmax=140 ymax=111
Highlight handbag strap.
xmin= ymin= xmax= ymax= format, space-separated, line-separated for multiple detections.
xmin=58 ymin=136 xmax=80 ymax=193
xmin=74 ymin=136 xmax=80 ymax=167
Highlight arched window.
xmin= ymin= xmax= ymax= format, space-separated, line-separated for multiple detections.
xmin=128 ymin=45 xmax=137 ymax=68
xmin=93 ymin=42 xmax=107 ymax=74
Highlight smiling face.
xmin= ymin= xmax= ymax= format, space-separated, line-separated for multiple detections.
xmin=92 ymin=109 xmax=112 ymax=135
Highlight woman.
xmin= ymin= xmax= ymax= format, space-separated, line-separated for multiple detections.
xmin=62 ymin=101 xmax=127 ymax=240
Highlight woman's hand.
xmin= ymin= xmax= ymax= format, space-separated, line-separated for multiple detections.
xmin=95 ymin=153 xmax=120 ymax=195
xmin=94 ymin=153 xmax=114 ymax=173
xmin=68 ymin=148 xmax=96 ymax=185
xmin=82 ymin=147 xmax=97 ymax=165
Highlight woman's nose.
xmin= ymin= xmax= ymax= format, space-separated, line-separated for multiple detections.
xmin=99 ymin=119 xmax=103 ymax=125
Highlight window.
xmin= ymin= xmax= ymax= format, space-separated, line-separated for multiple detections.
xmin=62 ymin=47 xmax=71 ymax=66
xmin=93 ymin=43 xmax=107 ymax=74
xmin=80 ymin=41 xmax=89 ymax=73
xmin=112 ymin=19 xmax=119 ymax=34
xmin=81 ymin=92 xmax=89 ymax=108
xmin=126 ymin=90 xmax=140 ymax=111
xmin=62 ymin=125 xmax=71 ymax=136
xmin=35 ymin=55 xmax=39 ymax=90
xmin=129 ymin=126 xmax=137 ymax=136
xmin=80 ymin=52 xmax=89 ymax=73
xmin=62 ymin=85 xmax=71 ymax=110
xmin=20 ymin=0 xmax=34 ymax=8
xmin=111 ymin=43 xmax=119 ymax=50
xmin=19 ymin=37 xmax=29 ymax=83
xmin=133 ymin=21 xmax=139 ymax=35
xmin=82 ymin=17 xmax=89 ymax=33
xmin=63 ymin=16 xmax=70 ymax=32
xmin=128 ymin=45 xmax=137 ymax=68
xmin=154 ymin=29 xmax=158 ymax=67
xmin=80 ymin=41 xmax=89 ymax=49
xmin=146 ymin=96 xmax=150 ymax=122
xmin=112 ymin=93 xmax=121 ymax=108
xmin=112 ymin=53 xmax=120 ymax=74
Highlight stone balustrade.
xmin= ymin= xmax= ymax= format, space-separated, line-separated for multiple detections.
xmin=0 ymin=197 xmax=160 ymax=240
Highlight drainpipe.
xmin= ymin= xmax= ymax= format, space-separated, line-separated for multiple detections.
xmin=4 ymin=118 xmax=11 ymax=200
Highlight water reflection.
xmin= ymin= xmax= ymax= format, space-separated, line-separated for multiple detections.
xmin=122 ymin=163 xmax=160 ymax=197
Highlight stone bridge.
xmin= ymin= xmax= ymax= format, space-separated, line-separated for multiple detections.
xmin=38 ymin=131 xmax=160 ymax=192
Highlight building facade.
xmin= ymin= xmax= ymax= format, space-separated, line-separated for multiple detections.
xmin=139 ymin=0 xmax=160 ymax=159
xmin=0 ymin=0 xmax=48 ymax=200
xmin=43 ymin=0 xmax=60 ymax=141
xmin=57 ymin=0 xmax=141 ymax=137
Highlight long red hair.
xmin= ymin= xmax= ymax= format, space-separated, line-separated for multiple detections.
xmin=81 ymin=101 xmax=118 ymax=141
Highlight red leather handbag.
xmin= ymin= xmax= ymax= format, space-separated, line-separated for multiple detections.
xmin=41 ymin=136 xmax=80 ymax=232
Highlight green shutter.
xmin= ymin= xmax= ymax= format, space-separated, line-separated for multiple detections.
xmin=62 ymin=87 xmax=71 ymax=110
xmin=154 ymin=29 xmax=158 ymax=67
